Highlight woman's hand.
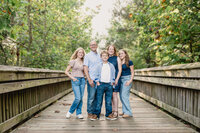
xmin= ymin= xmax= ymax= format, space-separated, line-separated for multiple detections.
xmin=72 ymin=77 xmax=78 ymax=82
xmin=125 ymin=80 xmax=132 ymax=86
xmin=115 ymin=79 xmax=119 ymax=86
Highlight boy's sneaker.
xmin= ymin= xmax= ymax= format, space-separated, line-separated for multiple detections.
xmin=65 ymin=111 xmax=71 ymax=119
xmin=90 ymin=114 xmax=98 ymax=121
xmin=76 ymin=114 xmax=84 ymax=119
xmin=106 ymin=114 xmax=117 ymax=120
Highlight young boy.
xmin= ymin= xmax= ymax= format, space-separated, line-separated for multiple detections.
xmin=90 ymin=50 xmax=116 ymax=120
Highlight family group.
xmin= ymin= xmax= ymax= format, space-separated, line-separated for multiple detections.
xmin=65 ymin=41 xmax=134 ymax=120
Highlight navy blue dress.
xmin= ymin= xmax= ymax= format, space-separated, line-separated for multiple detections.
xmin=108 ymin=56 xmax=121 ymax=92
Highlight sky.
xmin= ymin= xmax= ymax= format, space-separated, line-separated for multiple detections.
xmin=84 ymin=0 xmax=116 ymax=37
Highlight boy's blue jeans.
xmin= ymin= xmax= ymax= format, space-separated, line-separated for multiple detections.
xmin=69 ymin=77 xmax=85 ymax=115
xmin=94 ymin=82 xmax=113 ymax=118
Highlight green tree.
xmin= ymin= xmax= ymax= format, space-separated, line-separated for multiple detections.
xmin=0 ymin=0 xmax=93 ymax=70
xmin=106 ymin=0 xmax=200 ymax=69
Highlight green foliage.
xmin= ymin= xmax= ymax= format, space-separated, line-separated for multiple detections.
xmin=107 ymin=0 xmax=200 ymax=69
xmin=0 ymin=0 xmax=92 ymax=70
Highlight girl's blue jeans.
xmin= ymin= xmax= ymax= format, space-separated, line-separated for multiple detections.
xmin=119 ymin=75 xmax=133 ymax=116
xmin=69 ymin=77 xmax=85 ymax=115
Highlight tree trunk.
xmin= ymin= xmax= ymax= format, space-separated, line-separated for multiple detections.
xmin=16 ymin=44 xmax=20 ymax=66
xmin=189 ymin=42 xmax=194 ymax=63
xmin=24 ymin=0 xmax=33 ymax=66
xmin=43 ymin=0 xmax=47 ymax=54
xmin=145 ymin=51 xmax=151 ymax=68
xmin=27 ymin=0 xmax=32 ymax=51
xmin=0 ymin=41 xmax=8 ymax=65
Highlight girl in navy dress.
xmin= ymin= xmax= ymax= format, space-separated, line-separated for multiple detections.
xmin=107 ymin=45 xmax=122 ymax=119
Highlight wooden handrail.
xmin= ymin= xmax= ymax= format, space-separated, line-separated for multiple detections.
xmin=0 ymin=65 xmax=67 ymax=82
xmin=134 ymin=62 xmax=200 ymax=78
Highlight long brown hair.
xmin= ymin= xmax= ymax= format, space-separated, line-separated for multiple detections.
xmin=107 ymin=45 xmax=117 ymax=56
xmin=70 ymin=47 xmax=86 ymax=62
xmin=119 ymin=49 xmax=130 ymax=67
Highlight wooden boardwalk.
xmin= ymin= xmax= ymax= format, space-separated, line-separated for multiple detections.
xmin=12 ymin=89 xmax=197 ymax=133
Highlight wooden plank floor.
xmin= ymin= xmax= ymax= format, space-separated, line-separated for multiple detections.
xmin=12 ymin=88 xmax=197 ymax=133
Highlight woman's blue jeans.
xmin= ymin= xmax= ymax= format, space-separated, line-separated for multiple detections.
xmin=69 ymin=77 xmax=85 ymax=115
xmin=119 ymin=75 xmax=133 ymax=116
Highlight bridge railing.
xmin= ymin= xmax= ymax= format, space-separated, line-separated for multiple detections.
xmin=0 ymin=65 xmax=72 ymax=132
xmin=131 ymin=62 xmax=200 ymax=128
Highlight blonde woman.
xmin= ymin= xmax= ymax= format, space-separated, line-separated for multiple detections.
xmin=107 ymin=45 xmax=122 ymax=119
xmin=65 ymin=47 xmax=86 ymax=119
xmin=118 ymin=49 xmax=134 ymax=118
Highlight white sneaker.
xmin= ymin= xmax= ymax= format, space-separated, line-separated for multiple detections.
xmin=65 ymin=112 xmax=71 ymax=119
xmin=76 ymin=114 xmax=84 ymax=119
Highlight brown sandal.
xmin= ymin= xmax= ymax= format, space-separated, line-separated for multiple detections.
xmin=119 ymin=112 xmax=124 ymax=117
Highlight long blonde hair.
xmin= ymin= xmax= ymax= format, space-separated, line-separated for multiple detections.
xmin=70 ymin=47 xmax=86 ymax=61
xmin=118 ymin=49 xmax=130 ymax=67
